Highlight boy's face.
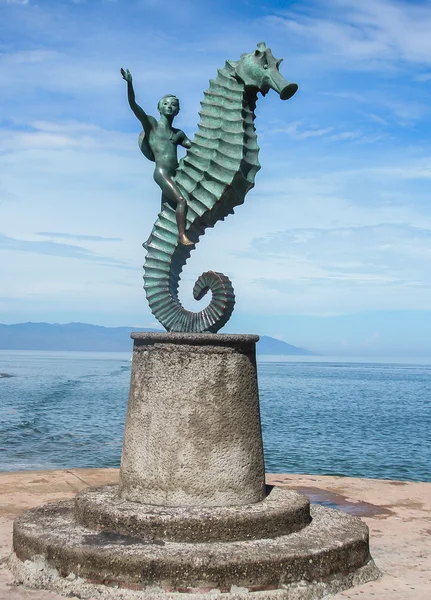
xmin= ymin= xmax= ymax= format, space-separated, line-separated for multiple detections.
xmin=159 ymin=96 xmax=179 ymax=117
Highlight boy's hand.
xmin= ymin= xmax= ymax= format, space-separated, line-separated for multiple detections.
xmin=121 ymin=68 xmax=132 ymax=83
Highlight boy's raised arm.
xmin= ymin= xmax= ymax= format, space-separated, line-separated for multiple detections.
xmin=121 ymin=68 xmax=153 ymax=133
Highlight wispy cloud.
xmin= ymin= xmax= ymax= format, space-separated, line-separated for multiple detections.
xmin=414 ymin=72 xmax=431 ymax=82
xmin=36 ymin=232 xmax=122 ymax=242
xmin=268 ymin=0 xmax=431 ymax=69
xmin=0 ymin=49 xmax=59 ymax=64
xmin=268 ymin=120 xmax=363 ymax=142
xmin=269 ymin=120 xmax=334 ymax=139
xmin=1 ymin=0 xmax=29 ymax=5
xmin=0 ymin=120 xmax=132 ymax=151
xmin=0 ymin=233 xmax=130 ymax=267
xmin=240 ymin=223 xmax=431 ymax=313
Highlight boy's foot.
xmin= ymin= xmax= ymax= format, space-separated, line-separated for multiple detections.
xmin=178 ymin=233 xmax=194 ymax=246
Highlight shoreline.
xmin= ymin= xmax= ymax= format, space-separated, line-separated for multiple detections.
xmin=0 ymin=469 xmax=430 ymax=599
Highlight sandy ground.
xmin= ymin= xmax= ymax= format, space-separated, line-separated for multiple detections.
xmin=0 ymin=469 xmax=429 ymax=600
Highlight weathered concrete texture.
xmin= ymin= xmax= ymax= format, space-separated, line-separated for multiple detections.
xmin=74 ymin=484 xmax=311 ymax=543
xmin=1 ymin=470 xmax=429 ymax=599
xmin=10 ymin=499 xmax=377 ymax=597
xmin=119 ymin=333 xmax=266 ymax=507
xmin=7 ymin=551 xmax=378 ymax=600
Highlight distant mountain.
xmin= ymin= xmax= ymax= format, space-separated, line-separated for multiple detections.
xmin=257 ymin=336 xmax=317 ymax=356
xmin=0 ymin=323 xmax=317 ymax=355
xmin=0 ymin=323 xmax=156 ymax=352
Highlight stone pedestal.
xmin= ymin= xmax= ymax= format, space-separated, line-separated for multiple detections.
xmin=119 ymin=333 xmax=265 ymax=507
xmin=8 ymin=332 xmax=380 ymax=599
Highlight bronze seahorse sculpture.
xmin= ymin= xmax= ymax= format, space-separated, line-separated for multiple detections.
xmin=129 ymin=43 xmax=298 ymax=333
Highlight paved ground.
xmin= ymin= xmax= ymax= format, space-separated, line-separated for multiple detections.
xmin=0 ymin=469 xmax=429 ymax=599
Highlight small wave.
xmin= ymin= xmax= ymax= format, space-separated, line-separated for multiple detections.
xmin=0 ymin=372 xmax=15 ymax=378
xmin=107 ymin=367 xmax=131 ymax=377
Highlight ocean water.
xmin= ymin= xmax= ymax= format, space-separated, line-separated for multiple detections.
xmin=0 ymin=350 xmax=430 ymax=482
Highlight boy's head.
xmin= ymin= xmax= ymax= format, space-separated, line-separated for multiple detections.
xmin=157 ymin=94 xmax=180 ymax=117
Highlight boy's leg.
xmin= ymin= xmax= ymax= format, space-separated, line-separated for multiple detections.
xmin=155 ymin=170 xmax=194 ymax=245
xmin=175 ymin=200 xmax=194 ymax=246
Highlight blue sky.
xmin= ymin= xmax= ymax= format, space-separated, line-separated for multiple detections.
xmin=1 ymin=0 xmax=431 ymax=356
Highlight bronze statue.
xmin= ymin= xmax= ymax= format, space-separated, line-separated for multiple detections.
xmin=121 ymin=43 xmax=298 ymax=333
xmin=121 ymin=69 xmax=194 ymax=246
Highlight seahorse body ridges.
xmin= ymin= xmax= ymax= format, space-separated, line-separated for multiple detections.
xmin=143 ymin=60 xmax=261 ymax=333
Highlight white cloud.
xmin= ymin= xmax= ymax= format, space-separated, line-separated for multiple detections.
xmin=0 ymin=50 xmax=57 ymax=64
xmin=270 ymin=120 xmax=334 ymax=139
xmin=0 ymin=120 xmax=132 ymax=151
xmin=414 ymin=72 xmax=431 ymax=82
xmin=269 ymin=120 xmax=364 ymax=142
xmin=269 ymin=0 xmax=431 ymax=69
xmin=1 ymin=0 xmax=29 ymax=5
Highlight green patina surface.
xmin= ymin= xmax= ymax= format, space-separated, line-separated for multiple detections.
xmin=126 ymin=43 xmax=298 ymax=333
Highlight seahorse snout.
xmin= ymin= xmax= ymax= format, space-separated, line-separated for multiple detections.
xmin=269 ymin=71 xmax=298 ymax=101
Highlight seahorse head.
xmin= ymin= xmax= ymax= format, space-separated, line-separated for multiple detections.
xmin=234 ymin=42 xmax=298 ymax=101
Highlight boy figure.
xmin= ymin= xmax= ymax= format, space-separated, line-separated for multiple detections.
xmin=121 ymin=68 xmax=194 ymax=246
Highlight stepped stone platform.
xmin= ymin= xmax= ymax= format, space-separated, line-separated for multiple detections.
xmin=8 ymin=480 xmax=378 ymax=599
xmin=1 ymin=469 xmax=430 ymax=600
xmin=10 ymin=497 xmax=376 ymax=597
xmin=73 ymin=484 xmax=311 ymax=542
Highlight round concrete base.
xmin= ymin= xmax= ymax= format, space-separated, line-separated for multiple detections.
xmin=74 ymin=485 xmax=311 ymax=543
xmin=10 ymin=500 xmax=379 ymax=599
xmin=119 ymin=333 xmax=266 ymax=508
